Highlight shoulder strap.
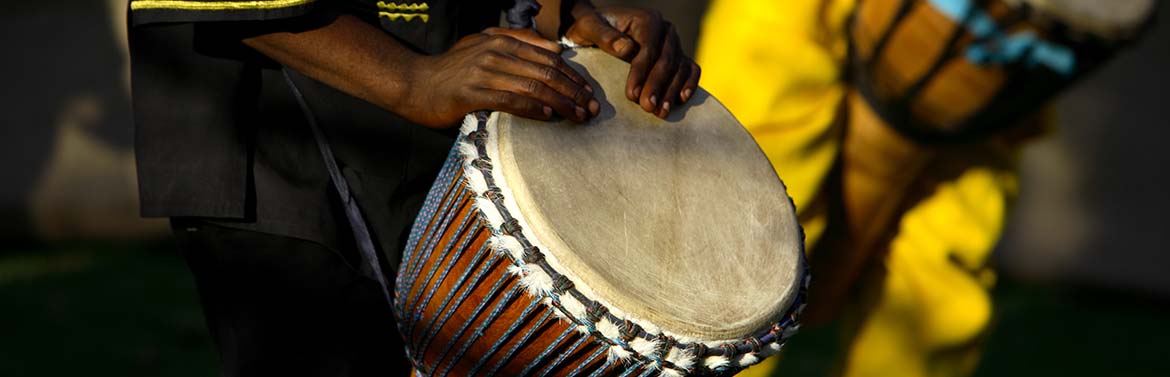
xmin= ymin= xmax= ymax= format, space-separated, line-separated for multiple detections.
xmin=281 ymin=68 xmax=394 ymax=307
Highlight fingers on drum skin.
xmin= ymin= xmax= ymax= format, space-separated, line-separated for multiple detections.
xmin=482 ymin=27 xmax=562 ymax=53
xmin=657 ymin=64 xmax=689 ymax=118
xmin=681 ymin=62 xmax=700 ymax=103
xmin=638 ymin=22 xmax=681 ymax=115
xmin=482 ymin=69 xmax=585 ymax=122
xmin=489 ymin=34 xmax=591 ymax=90
xmin=480 ymin=89 xmax=554 ymax=120
xmin=660 ymin=60 xmax=700 ymax=117
xmin=624 ymin=14 xmax=666 ymax=102
xmin=473 ymin=36 xmax=594 ymax=122
xmin=484 ymin=52 xmax=593 ymax=119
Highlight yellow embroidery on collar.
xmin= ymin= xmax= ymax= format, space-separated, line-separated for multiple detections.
xmin=130 ymin=0 xmax=315 ymax=11
xmin=378 ymin=12 xmax=429 ymax=23
xmin=375 ymin=2 xmax=428 ymax=12
xmin=376 ymin=2 xmax=428 ymax=23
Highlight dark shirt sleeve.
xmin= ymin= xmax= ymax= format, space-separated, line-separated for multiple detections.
xmin=128 ymin=2 xmax=337 ymax=219
xmin=129 ymin=0 xmax=324 ymax=25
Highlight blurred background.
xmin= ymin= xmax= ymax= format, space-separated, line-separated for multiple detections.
xmin=1 ymin=0 xmax=1167 ymax=376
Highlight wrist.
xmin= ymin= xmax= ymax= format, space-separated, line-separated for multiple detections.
xmin=370 ymin=47 xmax=427 ymax=115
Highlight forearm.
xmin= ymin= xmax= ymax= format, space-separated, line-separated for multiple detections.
xmin=242 ymin=14 xmax=419 ymax=117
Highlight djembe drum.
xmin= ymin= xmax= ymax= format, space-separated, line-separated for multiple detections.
xmin=850 ymin=0 xmax=1156 ymax=143
xmin=394 ymin=48 xmax=808 ymax=376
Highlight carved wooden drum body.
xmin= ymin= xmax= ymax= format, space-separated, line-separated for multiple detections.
xmin=394 ymin=48 xmax=808 ymax=376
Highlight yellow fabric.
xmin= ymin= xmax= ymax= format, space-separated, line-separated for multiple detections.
xmin=840 ymin=148 xmax=1015 ymax=377
xmin=696 ymin=1 xmax=1020 ymax=376
xmin=696 ymin=0 xmax=855 ymax=247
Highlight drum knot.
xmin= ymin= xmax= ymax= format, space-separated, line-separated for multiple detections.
xmin=687 ymin=342 xmax=708 ymax=357
xmin=522 ymin=247 xmax=544 ymax=264
xmin=483 ymin=187 xmax=504 ymax=201
xmin=466 ymin=130 xmax=489 ymax=140
xmin=618 ymin=319 xmax=641 ymax=342
xmin=585 ymin=300 xmax=608 ymax=322
xmin=746 ymin=338 xmax=763 ymax=353
xmin=500 ymin=218 xmax=522 ymax=235
xmin=471 ymin=157 xmax=493 ymax=170
xmin=552 ymin=274 xmax=574 ymax=293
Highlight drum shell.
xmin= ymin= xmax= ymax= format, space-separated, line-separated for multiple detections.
xmin=395 ymin=147 xmax=668 ymax=376
xmin=849 ymin=0 xmax=1132 ymax=142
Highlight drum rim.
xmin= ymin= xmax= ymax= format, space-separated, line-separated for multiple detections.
xmin=454 ymin=109 xmax=810 ymax=375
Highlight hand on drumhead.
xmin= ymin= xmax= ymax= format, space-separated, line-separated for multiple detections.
xmin=565 ymin=6 xmax=701 ymax=119
xmin=403 ymin=28 xmax=599 ymax=127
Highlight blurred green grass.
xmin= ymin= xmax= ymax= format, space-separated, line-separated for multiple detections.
xmin=1 ymin=245 xmax=1167 ymax=376
xmin=0 ymin=244 xmax=215 ymax=377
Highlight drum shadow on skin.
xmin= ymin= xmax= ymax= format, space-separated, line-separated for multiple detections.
xmin=562 ymin=49 xmax=709 ymax=126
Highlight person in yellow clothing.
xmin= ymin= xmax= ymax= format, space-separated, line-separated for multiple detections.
xmin=694 ymin=0 xmax=1152 ymax=375
xmin=697 ymin=0 xmax=1155 ymax=374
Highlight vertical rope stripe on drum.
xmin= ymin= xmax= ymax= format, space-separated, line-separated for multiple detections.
xmin=616 ymin=362 xmax=644 ymax=377
xmin=403 ymin=168 xmax=465 ymax=290
xmin=399 ymin=148 xmax=459 ymax=307
xmin=414 ymin=251 xmax=502 ymax=354
xmin=413 ymin=239 xmax=494 ymax=351
xmin=405 ymin=146 xmax=460 ymax=259
xmin=408 ymin=204 xmax=477 ymax=319
xmin=403 ymin=187 xmax=460 ymax=294
xmin=522 ymin=325 xmax=580 ymax=376
xmin=429 ymin=268 xmax=516 ymax=372
xmin=401 ymin=167 xmax=465 ymax=341
xmin=397 ymin=123 xmax=463 ymax=343
xmin=467 ymin=299 xmax=545 ymax=375
xmin=485 ymin=310 xmax=554 ymax=376
xmin=403 ymin=163 xmax=460 ymax=279
xmin=569 ymin=346 xmax=608 ymax=377
xmin=413 ymin=252 xmax=502 ymax=356
xmin=437 ymin=284 xmax=525 ymax=377
xmin=535 ymin=331 xmax=592 ymax=376
xmin=587 ymin=351 xmax=620 ymax=377
xmin=410 ymin=223 xmax=483 ymax=322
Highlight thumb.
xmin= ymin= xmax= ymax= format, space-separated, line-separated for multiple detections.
xmin=565 ymin=13 xmax=637 ymax=60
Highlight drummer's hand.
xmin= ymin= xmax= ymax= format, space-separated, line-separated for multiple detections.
xmin=565 ymin=5 xmax=700 ymax=119
xmin=406 ymin=27 xmax=599 ymax=127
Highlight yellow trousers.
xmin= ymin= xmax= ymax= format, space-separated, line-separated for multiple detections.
xmin=696 ymin=1 xmax=1020 ymax=375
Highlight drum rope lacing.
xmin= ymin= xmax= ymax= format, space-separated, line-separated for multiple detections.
xmin=455 ymin=110 xmax=812 ymax=375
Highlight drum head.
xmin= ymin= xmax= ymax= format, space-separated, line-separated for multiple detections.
xmin=494 ymin=48 xmax=803 ymax=340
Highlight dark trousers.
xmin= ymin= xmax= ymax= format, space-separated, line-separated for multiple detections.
xmin=172 ymin=219 xmax=411 ymax=376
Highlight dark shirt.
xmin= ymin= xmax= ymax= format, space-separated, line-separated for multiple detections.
xmin=129 ymin=0 xmax=507 ymax=257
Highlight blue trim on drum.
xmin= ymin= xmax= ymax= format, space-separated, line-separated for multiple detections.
xmin=929 ymin=0 xmax=1076 ymax=75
